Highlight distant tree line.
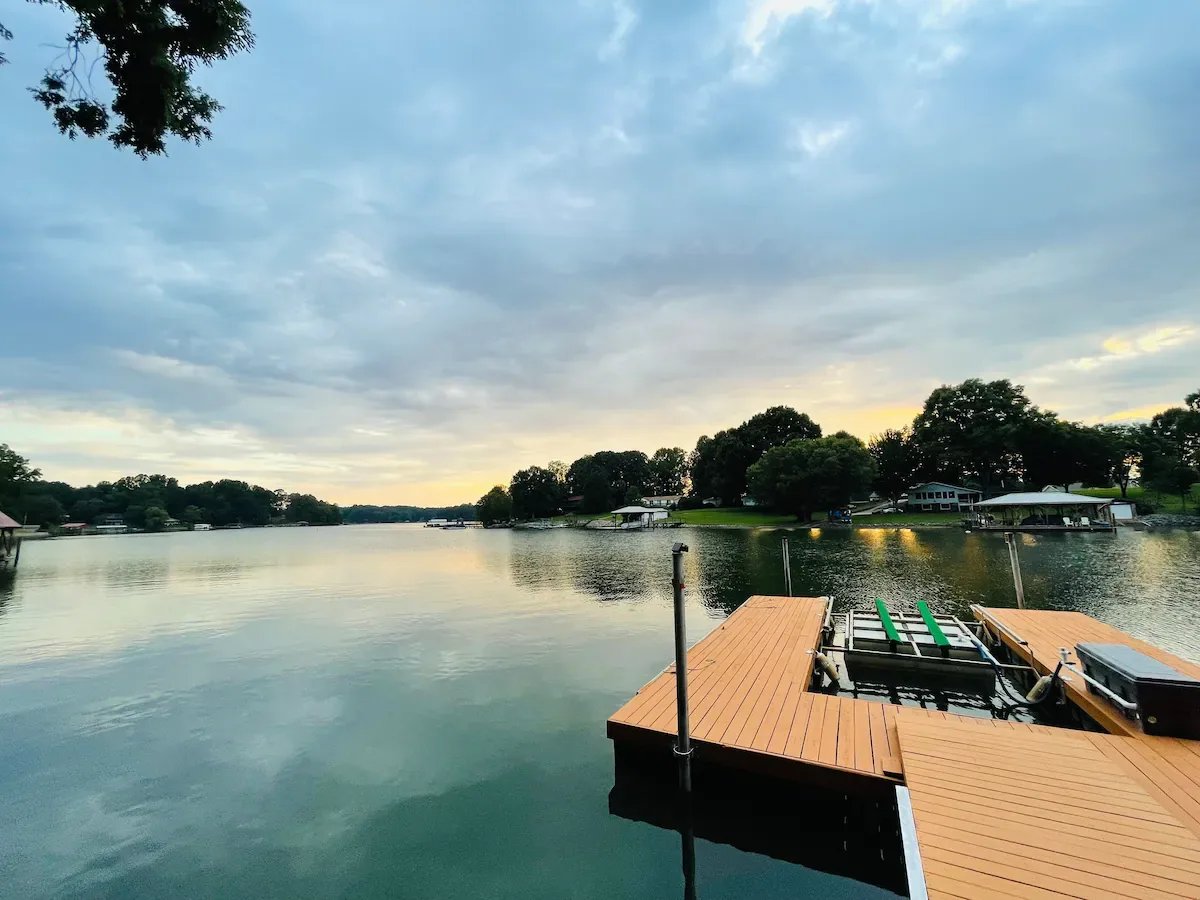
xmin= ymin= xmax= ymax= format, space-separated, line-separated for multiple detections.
xmin=0 ymin=447 xmax=342 ymax=529
xmin=475 ymin=449 xmax=691 ymax=524
xmin=342 ymin=504 xmax=476 ymax=524
xmin=477 ymin=381 xmax=1200 ymax=523
xmin=867 ymin=380 xmax=1199 ymax=512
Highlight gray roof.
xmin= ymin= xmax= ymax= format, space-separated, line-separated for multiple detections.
xmin=973 ymin=491 xmax=1112 ymax=508
xmin=611 ymin=505 xmax=661 ymax=514
xmin=909 ymin=481 xmax=975 ymax=493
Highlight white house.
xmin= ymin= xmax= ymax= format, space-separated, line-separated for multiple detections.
xmin=640 ymin=495 xmax=683 ymax=509
xmin=906 ymin=482 xmax=982 ymax=512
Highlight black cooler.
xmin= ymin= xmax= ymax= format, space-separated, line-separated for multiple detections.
xmin=1075 ymin=642 xmax=1200 ymax=739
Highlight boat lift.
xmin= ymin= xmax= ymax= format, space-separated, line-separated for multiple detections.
xmin=842 ymin=599 xmax=999 ymax=686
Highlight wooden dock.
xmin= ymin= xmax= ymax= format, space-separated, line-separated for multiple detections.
xmin=608 ymin=596 xmax=905 ymax=791
xmin=974 ymin=605 xmax=1200 ymax=839
xmin=898 ymin=714 xmax=1200 ymax=898
xmin=974 ymin=605 xmax=1200 ymax=737
xmin=609 ymin=596 xmax=1200 ymax=898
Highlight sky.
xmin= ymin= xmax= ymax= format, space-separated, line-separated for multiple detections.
xmin=1 ymin=0 xmax=1198 ymax=506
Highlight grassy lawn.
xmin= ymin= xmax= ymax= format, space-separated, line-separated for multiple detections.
xmin=667 ymin=507 xmax=802 ymax=526
xmin=552 ymin=507 xmax=800 ymax=526
xmin=554 ymin=507 xmax=968 ymax=527
xmin=1076 ymin=485 xmax=1198 ymax=515
xmin=853 ymin=512 xmax=963 ymax=527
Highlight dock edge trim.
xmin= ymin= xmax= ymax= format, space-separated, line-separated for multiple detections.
xmin=896 ymin=786 xmax=929 ymax=900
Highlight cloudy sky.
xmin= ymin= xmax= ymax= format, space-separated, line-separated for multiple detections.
xmin=1 ymin=0 xmax=1198 ymax=505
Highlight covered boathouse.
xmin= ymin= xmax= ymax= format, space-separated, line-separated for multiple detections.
xmin=965 ymin=491 xmax=1116 ymax=531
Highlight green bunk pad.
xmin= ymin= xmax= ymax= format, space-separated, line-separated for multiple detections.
xmin=916 ymin=601 xmax=951 ymax=647
xmin=874 ymin=598 xmax=903 ymax=643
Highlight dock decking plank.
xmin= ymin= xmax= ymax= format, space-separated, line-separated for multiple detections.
xmin=898 ymin=717 xmax=1200 ymax=900
xmin=688 ymin=602 xmax=801 ymax=740
xmin=797 ymin=692 xmax=828 ymax=762
xmin=610 ymin=598 xmax=1200 ymax=897
xmin=700 ymin=600 xmax=804 ymax=745
xmin=974 ymin=605 xmax=1200 ymax=841
xmin=974 ymin=606 xmax=1200 ymax=739
xmin=605 ymin=596 xmax=915 ymax=786
xmin=631 ymin=599 xmax=780 ymax=731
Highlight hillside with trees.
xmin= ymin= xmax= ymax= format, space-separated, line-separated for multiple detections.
xmin=481 ymin=383 xmax=1199 ymax=524
xmin=341 ymin=504 xmax=475 ymax=524
xmin=0 ymin=445 xmax=341 ymax=529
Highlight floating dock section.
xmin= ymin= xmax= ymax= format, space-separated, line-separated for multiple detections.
xmin=608 ymin=596 xmax=1200 ymax=898
xmin=608 ymin=596 xmax=905 ymax=791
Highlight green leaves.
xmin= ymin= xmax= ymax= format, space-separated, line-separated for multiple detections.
xmin=869 ymin=428 xmax=919 ymax=504
xmin=475 ymin=487 xmax=514 ymax=526
xmin=747 ymin=433 xmax=875 ymax=521
xmin=15 ymin=1 xmax=255 ymax=155
xmin=689 ymin=406 xmax=822 ymax=505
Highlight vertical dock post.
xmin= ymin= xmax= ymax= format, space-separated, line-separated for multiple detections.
xmin=1004 ymin=531 xmax=1025 ymax=609
xmin=781 ymin=537 xmax=792 ymax=596
xmin=680 ymin=821 xmax=697 ymax=900
xmin=671 ymin=542 xmax=692 ymax=793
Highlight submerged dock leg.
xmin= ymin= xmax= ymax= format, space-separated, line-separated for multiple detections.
xmin=781 ymin=537 xmax=792 ymax=596
xmin=1003 ymin=532 xmax=1026 ymax=609
xmin=680 ymin=820 xmax=696 ymax=900
xmin=671 ymin=542 xmax=692 ymax=793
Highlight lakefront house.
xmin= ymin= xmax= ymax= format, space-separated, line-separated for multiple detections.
xmin=906 ymin=482 xmax=982 ymax=512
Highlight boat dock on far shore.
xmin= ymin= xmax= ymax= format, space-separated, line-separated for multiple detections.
xmin=608 ymin=595 xmax=1200 ymax=898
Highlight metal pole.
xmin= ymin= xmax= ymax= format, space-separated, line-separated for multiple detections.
xmin=671 ymin=542 xmax=692 ymax=792
xmin=680 ymin=819 xmax=697 ymax=900
xmin=781 ymin=537 xmax=792 ymax=597
xmin=1004 ymin=531 xmax=1025 ymax=610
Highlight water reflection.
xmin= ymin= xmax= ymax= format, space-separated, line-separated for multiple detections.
xmin=0 ymin=575 xmax=13 ymax=618
xmin=501 ymin=526 xmax=1200 ymax=661
xmin=609 ymin=760 xmax=904 ymax=897
xmin=0 ymin=525 xmax=1196 ymax=899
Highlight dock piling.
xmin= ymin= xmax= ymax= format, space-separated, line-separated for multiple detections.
xmin=781 ymin=537 xmax=792 ymax=596
xmin=680 ymin=820 xmax=697 ymax=900
xmin=671 ymin=542 xmax=692 ymax=793
xmin=1003 ymin=531 xmax=1026 ymax=609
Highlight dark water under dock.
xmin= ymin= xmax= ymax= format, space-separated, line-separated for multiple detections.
xmin=0 ymin=525 xmax=1197 ymax=898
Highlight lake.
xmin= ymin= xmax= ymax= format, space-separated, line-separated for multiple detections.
xmin=1 ymin=525 xmax=1198 ymax=898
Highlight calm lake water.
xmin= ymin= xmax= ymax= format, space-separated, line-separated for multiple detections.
xmin=1 ymin=525 xmax=1198 ymax=899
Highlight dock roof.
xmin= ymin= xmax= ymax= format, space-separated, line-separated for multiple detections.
xmin=973 ymin=491 xmax=1112 ymax=507
xmin=0 ymin=509 xmax=21 ymax=529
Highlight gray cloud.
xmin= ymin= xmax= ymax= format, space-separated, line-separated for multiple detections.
xmin=1 ymin=0 xmax=1198 ymax=501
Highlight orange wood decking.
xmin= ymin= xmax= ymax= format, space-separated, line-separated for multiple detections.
xmin=974 ymin=605 xmax=1200 ymax=738
xmin=608 ymin=596 xmax=909 ymax=787
xmin=897 ymin=714 xmax=1200 ymax=899
xmin=973 ymin=605 xmax=1200 ymax=843
xmin=610 ymin=596 xmax=969 ymax=788
xmin=610 ymin=598 xmax=1200 ymax=896
xmin=606 ymin=596 xmax=827 ymax=748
